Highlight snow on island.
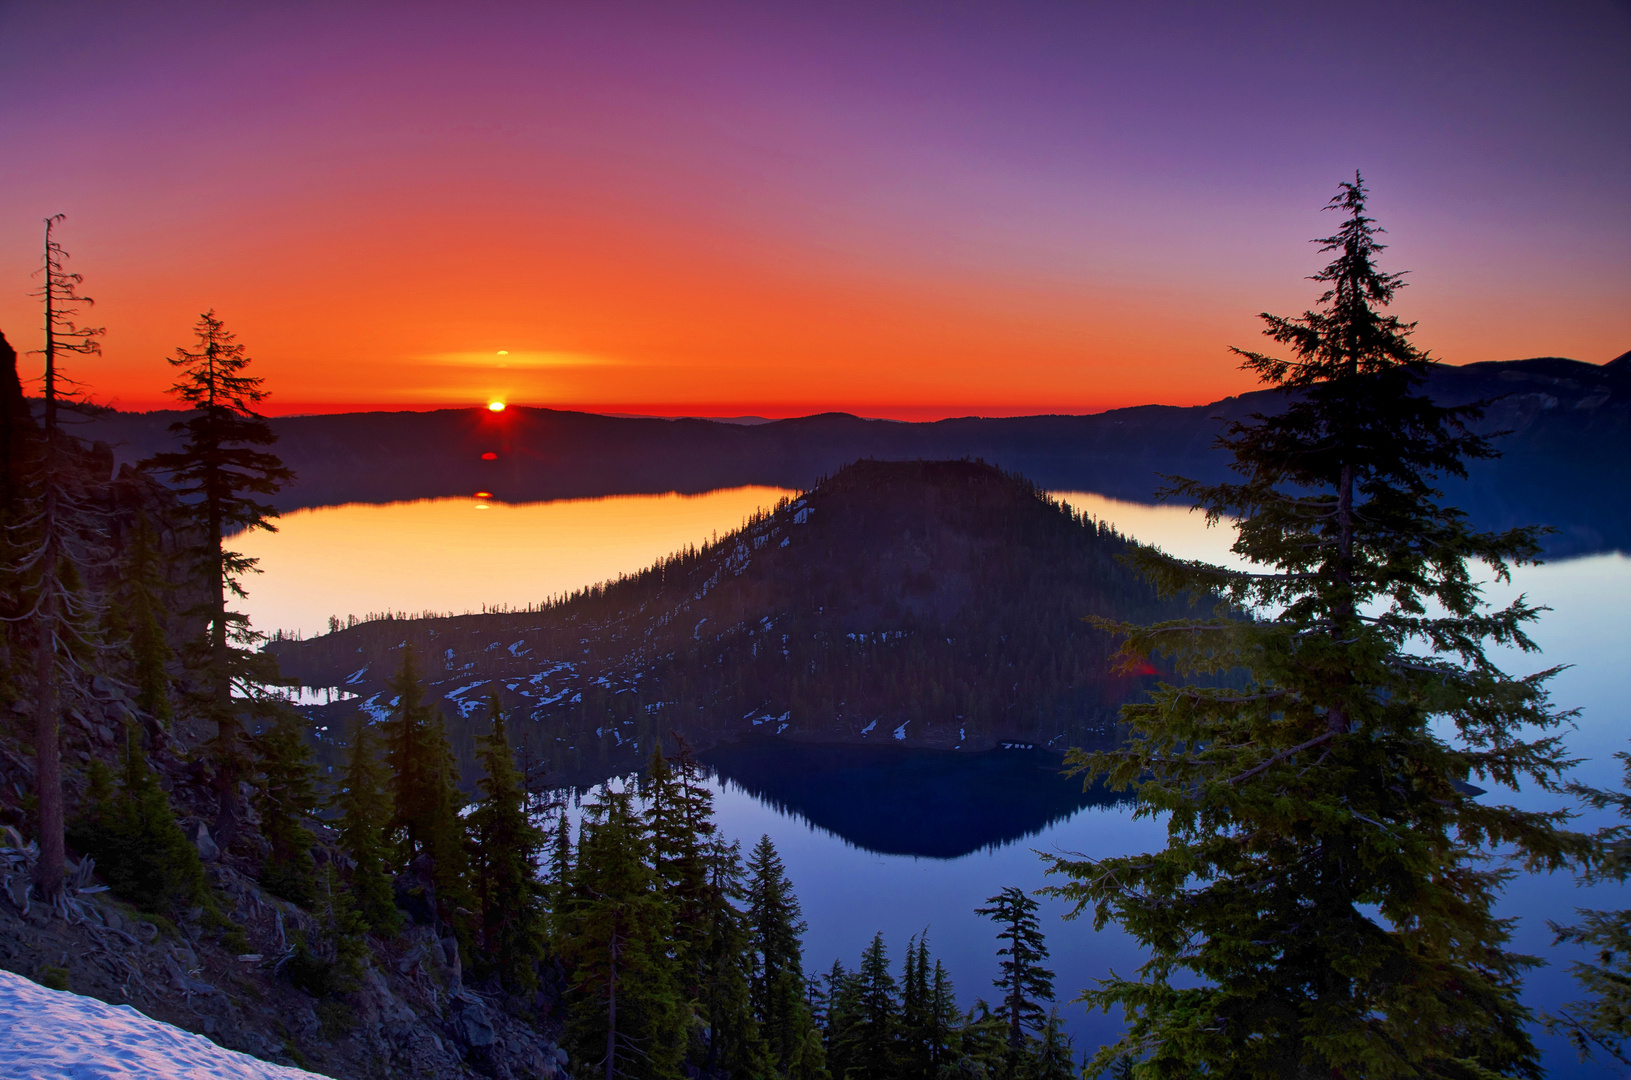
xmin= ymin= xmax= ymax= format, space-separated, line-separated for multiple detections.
xmin=0 ymin=968 xmax=325 ymax=1080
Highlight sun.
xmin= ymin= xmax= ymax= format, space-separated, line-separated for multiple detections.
xmin=487 ymin=400 xmax=506 ymax=412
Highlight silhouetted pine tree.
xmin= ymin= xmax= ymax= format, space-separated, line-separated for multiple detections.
xmin=974 ymin=887 xmax=1054 ymax=1076
xmin=1026 ymin=1010 xmax=1072 ymax=1080
xmin=141 ymin=310 xmax=292 ymax=851
xmin=112 ymin=512 xmax=173 ymax=723
xmin=333 ymin=712 xmax=400 ymax=937
xmin=12 ymin=214 xmax=104 ymax=899
xmin=1044 ymin=174 xmax=1585 ymax=1078
xmin=468 ymin=690 xmax=546 ymax=992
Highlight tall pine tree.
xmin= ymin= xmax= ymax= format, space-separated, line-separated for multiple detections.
xmin=974 ymin=888 xmax=1054 ymax=1077
xmin=1043 ymin=174 xmax=1584 ymax=1078
xmin=141 ymin=310 xmax=292 ymax=850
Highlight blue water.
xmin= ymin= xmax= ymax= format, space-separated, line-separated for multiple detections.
xmin=688 ymin=547 xmax=1631 ymax=1076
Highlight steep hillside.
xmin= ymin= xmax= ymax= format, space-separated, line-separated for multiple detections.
xmin=270 ymin=460 xmax=1201 ymax=785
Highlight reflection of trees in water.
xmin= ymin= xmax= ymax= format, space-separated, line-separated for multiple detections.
xmin=700 ymin=738 xmax=1133 ymax=860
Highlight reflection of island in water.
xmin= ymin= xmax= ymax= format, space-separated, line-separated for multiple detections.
xmin=700 ymin=737 xmax=1133 ymax=859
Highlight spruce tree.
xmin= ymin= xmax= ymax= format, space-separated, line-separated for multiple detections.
xmin=1042 ymin=174 xmax=1584 ymax=1078
xmin=562 ymin=786 xmax=685 ymax=1080
xmin=253 ymin=702 xmax=322 ymax=906
xmin=748 ymin=833 xmax=812 ymax=1071
xmin=975 ymin=887 xmax=1054 ymax=1076
xmin=926 ymin=958 xmax=961 ymax=1078
xmin=381 ymin=647 xmax=470 ymax=933
xmin=849 ymin=932 xmax=899 ymax=1080
xmin=112 ymin=512 xmax=172 ymax=723
xmin=333 ymin=712 xmax=400 ymax=937
xmin=467 ymin=690 xmax=546 ymax=992
xmin=141 ymin=310 xmax=293 ymax=850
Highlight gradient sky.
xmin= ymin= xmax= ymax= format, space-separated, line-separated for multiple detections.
xmin=1 ymin=1 xmax=1626 ymax=418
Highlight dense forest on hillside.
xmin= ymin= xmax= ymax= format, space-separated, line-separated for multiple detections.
xmin=271 ymin=460 xmax=1205 ymax=787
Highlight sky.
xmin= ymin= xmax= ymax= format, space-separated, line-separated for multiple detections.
xmin=0 ymin=1 xmax=1626 ymax=419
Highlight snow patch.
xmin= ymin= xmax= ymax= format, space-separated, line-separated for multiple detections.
xmin=892 ymin=722 xmax=909 ymax=741
xmin=0 ymin=968 xmax=324 ymax=1078
xmin=860 ymin=719 xmax=877 ymax=736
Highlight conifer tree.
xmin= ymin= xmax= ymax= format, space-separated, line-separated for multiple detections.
xmin=142 ymin=310 xmax=292 ymax=850
xmin=333 ymin=712 xmax=400 ymax=937
xmin=850 ymin=932 xmax=899 ymax=1080
xmin=748 ymin=833 xmax=813 ymax=1071
xmin=898 ymin=933 xmax=932 ymax=1080
xmin=1027 ymin=1010 xmax=1073 ymax=1080
xmin=925 ymin=958 xmax=961 ymax=1077
xmin=67 ymin=721 xmax=205 ymax=915
xmin=468 ymin=690 xmax=546 ymax=992
xmin=11 ymin=215 xmax=104 ymax=899
xmin=563 ymin=786 xmax=685 ymax=1080
xmin=112 ymin=512 xmax=172 ymax=723
xmin=253 ymin=702 xmax=322 ymax=906
xmin=381 ymin=647 xmax=470 ymax=931
xmin=1043 ymin=175 xmax=1584 ymax=1078
xmin=975 ymin=887 xmax=1054 ymax=1076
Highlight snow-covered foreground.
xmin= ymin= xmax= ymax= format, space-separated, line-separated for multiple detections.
xmin=0 ymin=969 xmax=325 ymax=1080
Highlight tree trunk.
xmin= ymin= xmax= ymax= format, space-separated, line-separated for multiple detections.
xmin=209 ymin=496 xmax=241 ymax=850
xmin=605 ymin=929 xmax=620 ymax=1080
xmin=32 ymin=543 xmax=64 ymax=901
xmin=1327 ymin=461 xmax=1355 ymax=737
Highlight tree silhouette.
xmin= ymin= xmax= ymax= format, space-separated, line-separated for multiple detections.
xmin=142 ymin=310 xmax=292 ymax=850
xmin=1044 ymin=174 xmax=1585 ymax=1078
xmin=975 ymin=887 xmax=1054 ymax=1075
xmin=8 ymin=215 xmax=105 ymax=899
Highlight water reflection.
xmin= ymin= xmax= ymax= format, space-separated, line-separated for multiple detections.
xmin=701 ymin=737 xmax=1131 ymax=859
xmin=235 ymin=486 xmax=796 ymax=637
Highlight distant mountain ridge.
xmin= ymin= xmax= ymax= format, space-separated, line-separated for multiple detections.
xmin=71 ymin=354 xmax=1631 ymax=555
xmin=270 ymin=460 xmax=1199 ymax=785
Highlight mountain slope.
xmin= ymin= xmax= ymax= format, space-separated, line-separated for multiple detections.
xmin=270 ymin=460 xmax=1202 ymax=784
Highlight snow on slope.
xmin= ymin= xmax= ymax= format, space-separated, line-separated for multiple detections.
xmin=0 ymin=969 xmax=325 ymax=1080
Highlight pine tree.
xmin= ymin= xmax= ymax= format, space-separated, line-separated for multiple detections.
xmin=467 ymin=690 xmax=546 ymax=992
xmin=333 ymin=712 xmax=400 ymax=937
xmin=926 ymin=958 xmax=961 ymax=1077
xmin=849 ymin=932 xmax=899 ymax=1080
xmin=381 ymin=645 xmax=469 ymax=920
xmin=562 ymin=786 xmax=685 ymax=1080
xmin=141 ymin=310 xmax=293 ymax=851
xmin=897 ymin=933 xmax=933 ymax=1080
xmin=112 ymin=512 xmax=172 ymax=723
xmin=11 ymin=214 xmax=104 ymax=900
xmin=67 ymin=721 xmax=205 ymax=915
xmin=974 ymin=887 xmax=1054 ymax=1076
xmin=1027 ymin=1010 xmax=1073 ymax=1080
xmin=253 ymin=702 xmax=322 ymax=906
xmin=748 ymin=833 xmax=812 ymax=1072
xmin=1042 ymin=174 xmax=1584 ymax=1078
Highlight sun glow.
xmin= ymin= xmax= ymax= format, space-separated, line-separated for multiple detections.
xmin=488 ymin=401 xmax=506 ymax=412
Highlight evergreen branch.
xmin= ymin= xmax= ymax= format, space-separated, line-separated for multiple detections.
xmin=1226 ymin=730 xmax=1335 ymax=786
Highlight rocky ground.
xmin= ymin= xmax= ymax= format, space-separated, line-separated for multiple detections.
xmin=0 ymin=679 xmax=570 ymax=1080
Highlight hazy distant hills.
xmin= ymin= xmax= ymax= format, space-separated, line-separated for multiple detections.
xmin=77 ymin=354 xmax=1631 ymax=555
xmin=270 ymin=460 xmax=1198 ymax=784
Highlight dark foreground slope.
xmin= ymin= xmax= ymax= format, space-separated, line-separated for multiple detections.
xmin=77 ymin=353 xmax=1631 ymax=554
xmin=270 ymin=460 xmax=1199 ymax=785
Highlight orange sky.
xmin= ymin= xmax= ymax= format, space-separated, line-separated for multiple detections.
xmin=0 ymin=4 xmax=1625 ymax=419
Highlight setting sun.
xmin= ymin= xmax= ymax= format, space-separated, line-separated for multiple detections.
xmin=488 ymin=401 xmax=506 ymax=412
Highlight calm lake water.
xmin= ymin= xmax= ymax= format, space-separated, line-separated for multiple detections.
xmin=245 ymin=489 xmax=1630 ymax=1074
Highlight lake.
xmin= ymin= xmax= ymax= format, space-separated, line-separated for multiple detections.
xmin=242 ymin=488 xmax=1630 ymax=1075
